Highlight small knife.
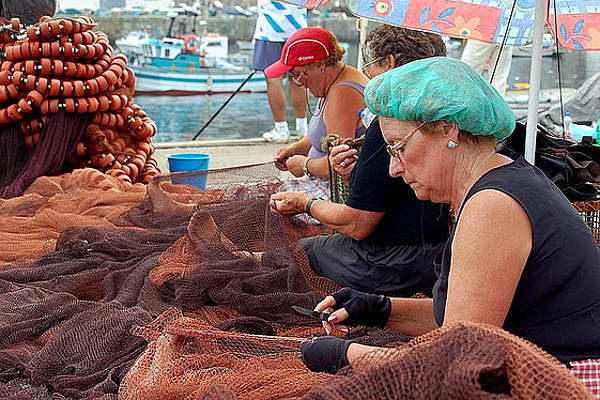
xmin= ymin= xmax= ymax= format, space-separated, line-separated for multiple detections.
xmin=292 ymin=305 xmax=331 ymax=322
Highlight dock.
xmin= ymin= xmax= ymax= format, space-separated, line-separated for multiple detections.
xmin=153 ymin=137 xmax=296 ymax=172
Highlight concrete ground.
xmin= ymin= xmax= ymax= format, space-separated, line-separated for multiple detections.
xmin=153 ymin=137 xmax=299 ymax=172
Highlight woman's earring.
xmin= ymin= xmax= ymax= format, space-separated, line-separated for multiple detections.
xmin=447 ymin=140 xmax=457 ymax=149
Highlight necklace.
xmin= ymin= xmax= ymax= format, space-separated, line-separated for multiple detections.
xmin=322 ymin=63 xmax=346 ymax=100
xmin=307 ymin=63 xmax=347 ymax=117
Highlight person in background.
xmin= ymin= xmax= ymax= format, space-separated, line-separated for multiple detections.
xmin=266 ymin=26 xmax=368 ymax=200
xmin=0 ymin=0 xmax=56 ymax=25
xmin=299 ymin=58 xmax=600 ymax=396
xmin=270 ymin=25 xmax=449 ymax=297
xmin=252 ymin=0 xmax=308 ymax=142
xmin=460 ymin=40 xmax=512 ymax=96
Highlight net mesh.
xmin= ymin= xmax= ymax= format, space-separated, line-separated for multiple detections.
xmin=0 ymin=163 xmax=595 ymax=398
xmin=302 ymin=321 xmax=594 ymax=400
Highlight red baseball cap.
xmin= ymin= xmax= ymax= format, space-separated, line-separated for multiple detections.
xmin=264 ymin=27 xmax=335 ymax=78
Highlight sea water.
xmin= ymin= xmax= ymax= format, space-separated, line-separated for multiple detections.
xmin=136 ymin=47 xmax=599 ymax=143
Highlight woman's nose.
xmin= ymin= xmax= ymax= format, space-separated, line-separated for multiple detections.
xmin=389 ymin=156 xmax=405 ymax=178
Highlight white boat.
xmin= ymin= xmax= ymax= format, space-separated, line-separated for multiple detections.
xmin=132 ymin=66 xmax=267 ymax=94
xmin=129 ymin=33 xmax=266 ymax=95
xmin=115 ymin=8 xmax=266 ymax=95
xmin=115 ymin=31 xmax=151 ymax=59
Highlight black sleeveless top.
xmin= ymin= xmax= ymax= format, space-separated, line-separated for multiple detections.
xmin=433 ymin=157 xmax=600 ymax=362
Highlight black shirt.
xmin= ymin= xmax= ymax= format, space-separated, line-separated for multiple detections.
xmin=433 ymin=157 xmax=600 ymax=362
xmin=346 ymin=119 xmax=449 ymax=246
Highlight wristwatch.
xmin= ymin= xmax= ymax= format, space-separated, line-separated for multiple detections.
xmin=302 ymin=157 xmax=312 ymax=177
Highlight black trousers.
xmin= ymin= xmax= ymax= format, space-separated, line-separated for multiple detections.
xmin=300 ymin=233 xmax=445 ymax=297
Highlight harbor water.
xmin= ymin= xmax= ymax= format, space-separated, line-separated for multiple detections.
xmin=135 ymin=45 xmax=600 ymax=143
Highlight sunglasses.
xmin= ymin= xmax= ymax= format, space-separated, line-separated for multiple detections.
xmin=386 ymin=121 xmax=427 ymax=161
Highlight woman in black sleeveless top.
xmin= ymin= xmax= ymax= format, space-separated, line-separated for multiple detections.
xmin=297 ymin=58 xmax=600 ymax=393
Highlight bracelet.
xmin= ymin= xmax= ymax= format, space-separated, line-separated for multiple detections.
xmin=302 ymin=157 xmax=312 ymax=177
xmin=305 ymin=197 xmax=321 ymax=218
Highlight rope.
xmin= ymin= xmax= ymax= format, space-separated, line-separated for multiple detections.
xmin=489 ymin=0 xmax=517 ymax=85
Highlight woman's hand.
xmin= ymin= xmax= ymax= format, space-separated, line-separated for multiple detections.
xmin=270 ymin=191 xmax=311 ymax=215
xmin=329 ymin=144 xmax=358 ymax=181
xmin=315 ymin=287 xmax=392 ymax=335
xmin=274 ymin=146 xmax=295 ymax=171
xmin=286 ymin=155 xmax=307 ymax=177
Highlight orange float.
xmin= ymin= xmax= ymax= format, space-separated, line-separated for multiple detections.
xmin=0 ymin=16 xmax=160 ymax=184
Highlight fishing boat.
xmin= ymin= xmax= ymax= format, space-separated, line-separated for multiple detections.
xmin=117 ymin=7 xmax=266 ymax=95
xmin=115 ymin=31 xmax=151 ymax=60
xmin=128 ymin=33 xmax=266 ymax=95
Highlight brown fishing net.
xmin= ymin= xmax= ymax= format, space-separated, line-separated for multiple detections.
xmin=302 ymin=321 xmax=594 ymax=400
xmin=0 ymin=163 xmax=596 ymax=398
xmin=0 ymin=164 xmax=343 ymax=399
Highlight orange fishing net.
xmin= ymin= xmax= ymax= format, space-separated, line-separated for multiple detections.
xmin=119 ymin=315 xmax=594 ymax=400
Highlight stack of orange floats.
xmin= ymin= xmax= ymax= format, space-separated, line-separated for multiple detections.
xmin=0 ymin=15 xmax=159 ymax=184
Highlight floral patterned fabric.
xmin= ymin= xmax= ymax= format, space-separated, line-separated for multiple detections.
xmin=281 ymin=0 xmax=600 ymax=50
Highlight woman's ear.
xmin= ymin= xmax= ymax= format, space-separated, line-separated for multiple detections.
xmin=386 ymin=54 xmax=397 ymax=71
xmin=441 ymin=121 xmax=460 ymax=142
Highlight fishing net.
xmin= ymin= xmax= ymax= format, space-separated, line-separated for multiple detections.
xmin=0 ymin=161 xmax=596 ymax=398
xmin=302 ymin=321 xmax=594 ymax=400
xmin=0 ymin=163 xmax=345 ymax=399
xmin=0 ymin=15 xmax=160 ymax=198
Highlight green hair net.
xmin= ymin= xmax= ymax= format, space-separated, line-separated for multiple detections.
xmin=364 ymin=57 xmax=515 ymax=141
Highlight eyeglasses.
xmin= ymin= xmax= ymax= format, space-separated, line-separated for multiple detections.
xmin=290 ymin=69 xmax=308 ymax=86
xmin=361 ymin=57 xmax=385 ymax=78
xmin=386 ymin=121 xmax=427 ymax=161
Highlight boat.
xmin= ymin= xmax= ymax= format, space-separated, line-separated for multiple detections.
xmin=513 ymin=33 xmax=561 ymax=57
xmin=115 ymin=31 xmax=151 ymax=61
xmin=117 ymin=8 xmax=266 ymax=95
xmin=505 ymin=87 xmax=577 ymax=119
xmin=130 ymin=33 xmax=266 ymax=95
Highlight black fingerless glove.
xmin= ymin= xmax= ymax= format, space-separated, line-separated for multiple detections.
xmin=300 ymin=336 xmax=353 ymax=374
xmin=331 ymin=287 xmax=391 ymax=328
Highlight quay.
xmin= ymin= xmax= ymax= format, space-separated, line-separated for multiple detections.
xmin=153 ymin=137 xmax=296 ymax=171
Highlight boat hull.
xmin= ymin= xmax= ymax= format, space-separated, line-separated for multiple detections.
xmin=132 ymin=67 xmax=267 ymax=95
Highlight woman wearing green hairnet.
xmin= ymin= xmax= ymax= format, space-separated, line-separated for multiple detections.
xmin=299 ymin=57 xmax=600 ymax=392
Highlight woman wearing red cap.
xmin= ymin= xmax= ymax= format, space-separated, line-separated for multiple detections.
xmin=265 ymin=27 xmax=369 ymax=200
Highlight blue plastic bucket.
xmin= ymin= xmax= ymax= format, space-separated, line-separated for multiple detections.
xmin=167 ymin=153 xmax=211 ymax=189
